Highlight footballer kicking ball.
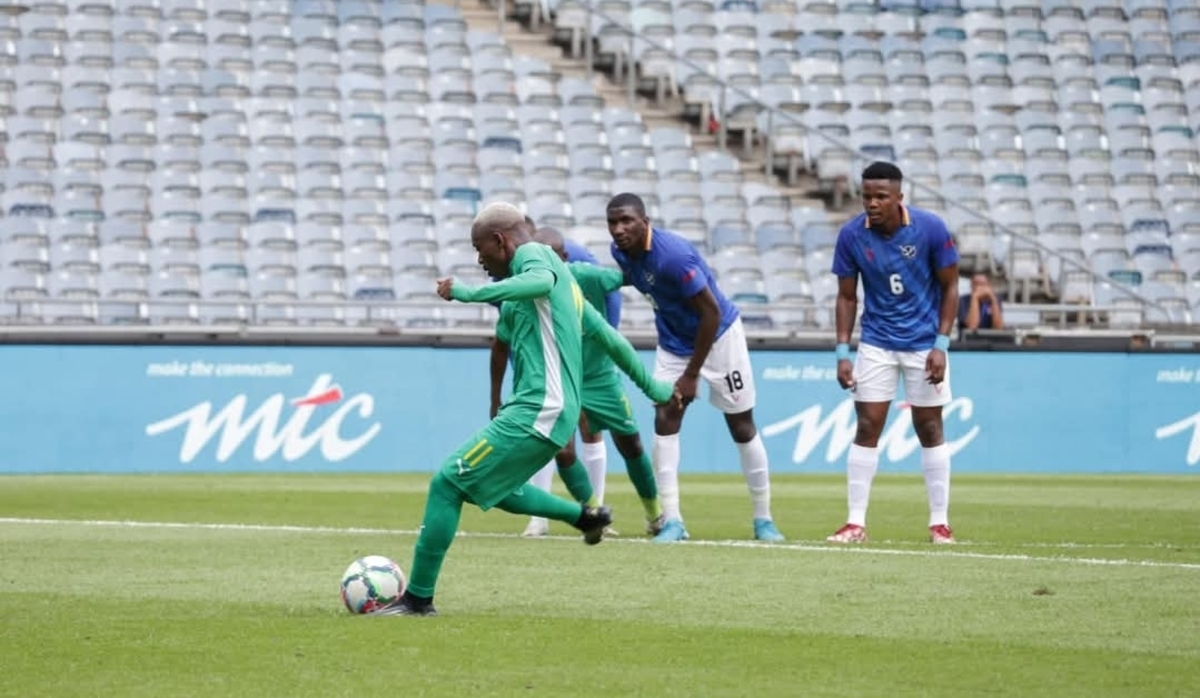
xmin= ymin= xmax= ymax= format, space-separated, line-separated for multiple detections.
xmin=340 ymin=555 xmax=406 ymax=614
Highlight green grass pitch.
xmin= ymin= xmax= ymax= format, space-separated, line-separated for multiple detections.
xmin=1 ymin=473 xmax=1198 ymax=698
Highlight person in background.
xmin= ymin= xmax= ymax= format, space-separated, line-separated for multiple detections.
xmin=959 ymin=273 xmax=1004 ymax=332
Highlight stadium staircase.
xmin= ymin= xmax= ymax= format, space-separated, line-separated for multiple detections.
xmin=430 ymin=0 xmax=1028 ymax=304
xmin=432 ymin=0 xmax=836 ymax=214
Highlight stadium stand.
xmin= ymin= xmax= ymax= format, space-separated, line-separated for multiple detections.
xmin=0 ymin=0 xmax=1197 ymax=335
xmin=529 ymin=0 xmax=1200 ymax=329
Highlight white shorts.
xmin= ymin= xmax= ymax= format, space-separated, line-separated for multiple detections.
xmin=852 ymin=342 xmax=952 ymax=407
xmin=653 ymin=318 xmax=756 ymax=414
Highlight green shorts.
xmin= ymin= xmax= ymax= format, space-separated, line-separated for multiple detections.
xmin=581 ymin=378 xmax=638 ymax=436
xmin=439 ymin=415 xmax=562 ymax=511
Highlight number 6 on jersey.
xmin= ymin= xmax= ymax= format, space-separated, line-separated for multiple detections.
xmin=889 ymin=273 xmax=904 ymax=295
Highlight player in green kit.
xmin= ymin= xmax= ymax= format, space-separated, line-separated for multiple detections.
xmin=495 ymin=227 xmax=665 ymax=537
xmin=375 ymin=203 xmax=672 ymax=617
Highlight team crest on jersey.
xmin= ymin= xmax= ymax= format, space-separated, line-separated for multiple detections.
xmin=643 ymin=271 xmax=655 ymax=285
xmin=899 ymin=245 xmax=918 ymax=259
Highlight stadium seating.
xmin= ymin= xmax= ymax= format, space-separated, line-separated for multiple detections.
xmin=0 ymin=0 xmax=1197 ymax=330
xmin=0 ymin=0 xmax=827 ymax=329
xmin=544 ymin=0 xmax=1200 ymax=326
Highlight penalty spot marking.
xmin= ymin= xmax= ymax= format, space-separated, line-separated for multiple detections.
xmin=2 ymin=517 xmax=1199 ymax=571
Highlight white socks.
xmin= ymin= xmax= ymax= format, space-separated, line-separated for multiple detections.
xmin=652 ymin=433 xmax=682 ymax=521
xmin=525 ymin=461 xmax=556 ymax=529
xmin=845 ymin=443 xmax=952 ymax=528
xmin=922 ymin=443 xmax=951 ymax=527
xmin=653 ymin=432 xmax=774 ymax=523
xmin=529 ymin=461 xmax=554 ymax=493
xmin=736 ymin=433 xmax=773 ymax=520
xmin=579 ymin=440 xmax=607 ymax=505
xmin=846 ymin=443 xmax=879 ymax=527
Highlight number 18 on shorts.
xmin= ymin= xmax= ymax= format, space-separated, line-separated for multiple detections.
xmin=652 ymin=318 xmax=757 ymax=414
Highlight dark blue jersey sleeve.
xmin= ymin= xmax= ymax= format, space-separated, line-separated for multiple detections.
xmin=832 ymin=225 xmax=859 ymax=278
xmin=927 ymin=217 xmax=960 ymax=270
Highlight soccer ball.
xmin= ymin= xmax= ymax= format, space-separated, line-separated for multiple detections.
xmin=340 ymin=555 xmax=406 ymax=614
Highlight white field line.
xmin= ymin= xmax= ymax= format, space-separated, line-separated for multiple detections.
xmin=3 ymin=517 xmax=1200 ymax=571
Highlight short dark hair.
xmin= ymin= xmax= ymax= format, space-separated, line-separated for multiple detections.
xmin=607 ymin=192 xmax=647 ymax=217
xmin=861 ymin=161 xmax=903 ymax=183
xmin=534 ymin=226 xmax=564 ymax=248
xmin=523 ymin=215 xmax=536 ymax=225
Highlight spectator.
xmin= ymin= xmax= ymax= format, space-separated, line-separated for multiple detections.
xmin=959 ymin=273 xmax=1004 ymax=331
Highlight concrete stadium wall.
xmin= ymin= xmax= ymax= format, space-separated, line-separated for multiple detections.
xmin=0 ymin=345 xmax=1197 ymax=474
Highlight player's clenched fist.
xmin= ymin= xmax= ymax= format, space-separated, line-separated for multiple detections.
xmin=836 ymin=359 xmax=855 ymax=390
xmin=435 ymin=277 xmax=455 ymax=300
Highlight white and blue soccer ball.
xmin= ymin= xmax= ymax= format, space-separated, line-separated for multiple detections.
xmin=340 ymin=555 xmax=406 ymax=614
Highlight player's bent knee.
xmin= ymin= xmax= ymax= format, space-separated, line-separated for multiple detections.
xmin=555 ymin=446 xmax=577 ymax=468
xmin=428 ymin=471 xmax=462 ymax=505
xmin=579 ymin=430 xmax=603 ymax=444
xmin=723 ymin=411 xmax=757 ymax=443
xmin=611 ymin=432 xmax=644 ymax=458
xmin=654 ymin=405 xmax=683 ymax=436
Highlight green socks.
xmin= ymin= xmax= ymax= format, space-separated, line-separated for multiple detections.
xmin=407 ymin=472 xmax=465 ymax=599
xmin=407 ymin=469 xmax=592 ymax=600
xmin=496 ymin=484 xmax=585 ymax=523
xmin=557 ymin=458 xmax=596 ymax=506
xmin=624 ymin=452 xmax=662 ymax=520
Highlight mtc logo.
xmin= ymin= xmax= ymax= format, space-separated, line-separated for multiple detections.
xmin=145 ymin=375 xmax=382 ymax=464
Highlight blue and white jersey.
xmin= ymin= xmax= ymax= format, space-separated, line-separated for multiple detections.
xmin=831 ymin=206 xmax=959 ymax=351
xmin=611 ymin=227 xmax=739 ymax=356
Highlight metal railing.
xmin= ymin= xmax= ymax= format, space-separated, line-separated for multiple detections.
xmin=476 ymin=0 xmax=1181 ymax=323
xmin=1 ymin=296 xmax=1194 ymax=349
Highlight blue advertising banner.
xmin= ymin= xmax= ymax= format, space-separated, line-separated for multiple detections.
xmin=0 ymin=345 xmax=1196 ymax=474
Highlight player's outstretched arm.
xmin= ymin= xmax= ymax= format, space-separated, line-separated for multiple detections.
xmin=582 ymin=304 xmax=674 ymax=405
xmin=450 ymin=267 xmax=556 ymax=304
xmin=594 ymin=266 xmax=629 ymax=293
xmin=488 ymin=337 xmax=509 ymax=419
xmin=570 ymin=263 xmax=629 ymax=295
xmin=568 ymin=262 xmax=626 ymax=327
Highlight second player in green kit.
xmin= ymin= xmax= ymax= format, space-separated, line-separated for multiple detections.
xmin=506 ymin=228 xmax=667 ymax=536
xmin=376 ymin=204 xmax=672 ymax=618
xmin=563 ymin=253 xmax=667 ymax=529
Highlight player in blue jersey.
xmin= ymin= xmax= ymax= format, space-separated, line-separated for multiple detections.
xmin=607 ymin=193 xmax=785 ymax=543
xmin=828 ymin=161 xmax=960 ymax=545
xmin=509 ymin=226 xmax=627 ymax=538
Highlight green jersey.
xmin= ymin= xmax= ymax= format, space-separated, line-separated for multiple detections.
xmin=568 ymin=262 xmax=626 ymax=386
xmin=489 ymin=244 xmax=584 ymax=447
